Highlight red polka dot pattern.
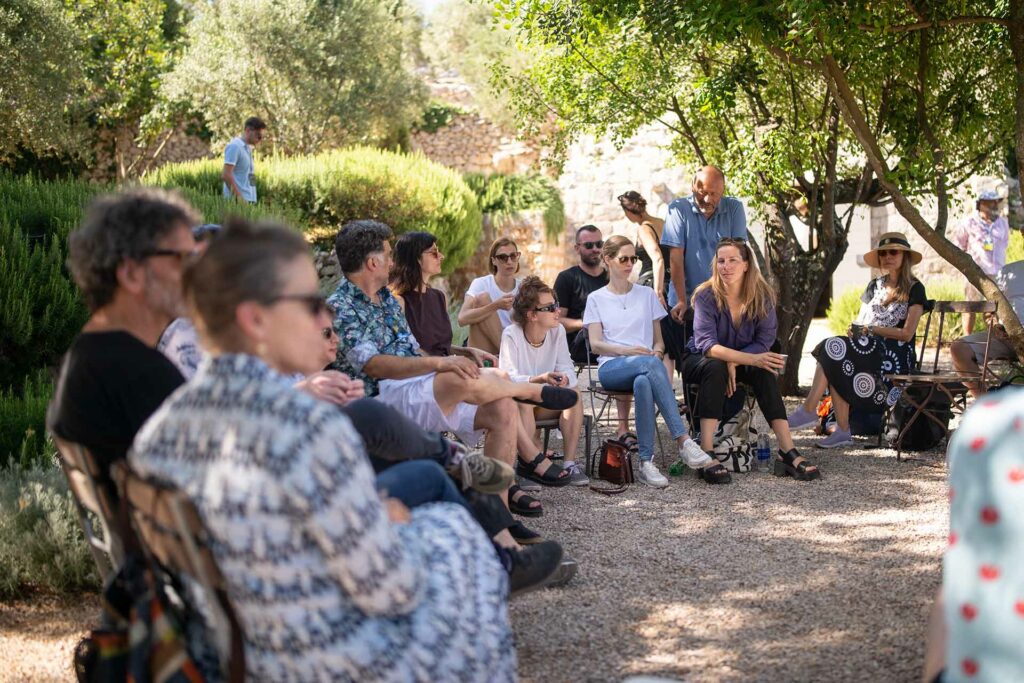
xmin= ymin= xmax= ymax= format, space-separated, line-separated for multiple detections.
xmin=980 ymin=506 xmax=999 ymax=524
xmin=980 ymin=564 xmax=1000 ymax=581
xmin=949 ymin=531 xmax=958 ymax=546
xmin=1009 ymin=468 xmax=1024 ymax=483
xmin=961 ymin=603 xmax=978 ymax=621
xmin=962 ymin=658 xmax=979 ymax=676
xmin=1016 ymin=601 xmax=1024 ymax=617
xmin=970 ymin=437 xmax=987 ymax=452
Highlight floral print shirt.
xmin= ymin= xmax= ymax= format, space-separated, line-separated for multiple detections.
xmin=327 ymin=277 xmax=420 ymax=396
xmin=952 ymin=211 xmax=1010 ymax=276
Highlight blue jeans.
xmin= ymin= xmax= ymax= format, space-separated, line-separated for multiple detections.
xmin=375 ymin=460 xmax=472 ymax=513
xmin=598 ymin=355 xmax=688 ymax=461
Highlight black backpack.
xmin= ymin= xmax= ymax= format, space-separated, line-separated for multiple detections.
xmin=885 ymin=384 xmax=952 ymax=451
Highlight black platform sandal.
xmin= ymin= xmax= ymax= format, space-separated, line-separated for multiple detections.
xmin=774 ymin=448 xmax=821 ymax=481
xmin=508 ymin=485 xmax=543 ymax=517
xmin=516 ymin=452 xmax=571 ymax=487
xmin=508 ymin=521 xmax=544 ymax=545
xmin=697 ymin=462 xmax=732 ymax=485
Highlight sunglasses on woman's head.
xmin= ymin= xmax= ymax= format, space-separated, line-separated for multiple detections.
xmin=493 ymin=252 xmax=520 ymax=263
xmin=579 ymin=240 xmax=603 ymax=250
xmin=269 ymin=293 xmax=330 ymax=316
xmin=616 ymin=255 xmax=639 ymax=264
xmin=717 ymin=237 xmax=746 ymax=246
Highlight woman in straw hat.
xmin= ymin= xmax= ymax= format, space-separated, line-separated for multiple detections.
xmin=786 ymin=232 xmax=927 ymax=448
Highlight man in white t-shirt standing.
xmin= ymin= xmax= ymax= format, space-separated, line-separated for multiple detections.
xmin=222 ymin=116 xmax=266 ymax=203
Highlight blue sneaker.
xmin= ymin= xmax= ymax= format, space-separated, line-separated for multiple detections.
xmin=787 ymin=406 xmax=818 ymax=431
xmin=815 ymin=428 xmax=853 ymax=449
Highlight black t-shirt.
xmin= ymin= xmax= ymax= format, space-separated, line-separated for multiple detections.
xmin=47 ymin=331 xmax=184 ymax=474
xmin=554 ymin=265 xmax=608 ymax=322
xmin=860 ymin=278 xmax=928 ymax=328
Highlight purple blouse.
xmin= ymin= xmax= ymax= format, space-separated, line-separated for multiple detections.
xmin=688 ymin=288 xmax=777 ymax=355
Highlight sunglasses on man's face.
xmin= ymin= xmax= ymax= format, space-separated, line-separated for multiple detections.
xmin=321 ymin=327 xmax=337 ymax=340
xmin=493 ymin=252 xmax=520 ymax=263
xmin=534 ymin=302 xmax=559 ymax=313
xmin=578 ymin=240 xmax=603 ymax=250
xmin=616 ymin=255 xmax=639 ymax=265
xmin=269 ymin=293 xmax=330 ymax=317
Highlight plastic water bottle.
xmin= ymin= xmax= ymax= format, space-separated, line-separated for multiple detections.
xmin=668 ymin=457 xmax=687 ymax=477
xmin=756 ymin=433 xmax=771 ymax=473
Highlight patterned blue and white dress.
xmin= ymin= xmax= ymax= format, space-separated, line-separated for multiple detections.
xmin=129 ymin=354 xmax=516 ymax=682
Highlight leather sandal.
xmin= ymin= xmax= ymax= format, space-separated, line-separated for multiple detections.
xmin=508 ymin=485 xmax=543 ymax=517
xmin=516 ymin=452 xmax=571 ymax=487
xmin=616 ymin=432 xmax=639 ymax=453
xmin=697 ymin=462 xmax=732 ymax=485
xmin=774 ymin=448 xmax=821 ymax=481
xmin=508 ymin=521 xmax=544 ymax=545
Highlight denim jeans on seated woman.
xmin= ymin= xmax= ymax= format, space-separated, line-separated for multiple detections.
xmin=597 ymin=354 xmax=688 ymax=461
xmin=375 ymin=459 xmax=474 ymax=512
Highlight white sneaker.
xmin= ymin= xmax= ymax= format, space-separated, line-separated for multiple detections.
xmin=637 ymin=460 xmax=669 ymax=488
xmin=679 ymin=438 xmax=714 ymax=468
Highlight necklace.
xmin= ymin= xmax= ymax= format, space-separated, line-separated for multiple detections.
xmin=608 ymin=284 xmax=632 ymax=309
xmin=527 ymin=336 xmax=545 ymax=348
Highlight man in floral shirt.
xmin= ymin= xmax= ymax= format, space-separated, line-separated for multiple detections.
xmin=952 ymin=188 xmax=1010 ymax=335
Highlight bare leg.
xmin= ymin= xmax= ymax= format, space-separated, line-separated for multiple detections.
xmin=801 ymin=363 xmax=829 ymax=412
xmin=921 ymin=590 xmax=946 ymax=683
xmin=615 ymin=397 xmax=632 ymax=436
xmin=700 ymin=417 xmax=719 ymax=452
xmin=962 ymin=312 xmax=976 ymax=337
xmin=433 ymin=369 xmax=565 ymax=414
xmin=831 ymin=389 xmax=851 ymax=431
xmin=771 ymin=419 xmax=795 ymax=452
xmin=529 ymin=399 xmax=583 ymax=461
xmin=473 ymin=397 xmax=517 ymax=510
xmin=951 ymin=339 xmax=984 ymax=397
xmin=465 ymin=293 xmax=504 ymax=355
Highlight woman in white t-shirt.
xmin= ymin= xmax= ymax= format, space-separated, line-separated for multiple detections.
xmin=584 ymin=236 xmax=728 ymax=487
xmin=458 ymin=237 xmax=523 ymax=355
xmin=499 ymin=276 xmax=588 ymax=487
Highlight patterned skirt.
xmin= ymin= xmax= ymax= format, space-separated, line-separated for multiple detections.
xmin=812 ymin=334 xmax=916 ymax=412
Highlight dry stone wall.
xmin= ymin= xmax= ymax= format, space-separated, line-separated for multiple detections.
xmin=409 ymin=113 xmax=539 ymax=175
xmin=89 ymin=123 xmax=212 ymax=183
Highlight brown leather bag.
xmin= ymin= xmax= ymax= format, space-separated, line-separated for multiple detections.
xmin=590 ymin=438 xmax=633 ymax=494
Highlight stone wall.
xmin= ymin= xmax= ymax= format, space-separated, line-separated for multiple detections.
xmin=409 ymin=113 xmax=539 ymax=175
xmin=89 ymin=123 xmax=212 ymax=183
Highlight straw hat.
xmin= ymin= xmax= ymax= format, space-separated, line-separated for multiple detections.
xmin=863 ymin=231 xmax=922 ymax=268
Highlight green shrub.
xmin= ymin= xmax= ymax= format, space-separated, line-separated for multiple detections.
xmin=463 ymin=172 xmax=565 ymax=242
xmin=0 ymin=458 xmax=100 ymax=599
xmin=150 ymin=147 xmax=483 ymax=272
xmin=1006 ymin=228 xmax=1024 ymax=264
xmin=0 ymin=371 xmax=53 ymax=469
xmin=826 ymin=278 xmax=984 ymax=346
xmin=414 ymin=100 xmax=466 ymax=134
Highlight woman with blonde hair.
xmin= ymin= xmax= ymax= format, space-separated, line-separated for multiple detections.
xmin=584 ymin=235 xmax=720 ymax=487
xmin=458 ymin=237 xmax=523 ymax=355
xmin=683 ymin=238 xmax=820 ymax=481
xmin=787 ymin=232 xmax=927 ymax=449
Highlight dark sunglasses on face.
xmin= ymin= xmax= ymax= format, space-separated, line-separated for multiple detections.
xmin=321 ymin=327 xmax=336 ymax=340
xmin=878 ymin=249 xmax=902 ymax=257
xmin=616 ymin=255 xmax=639 ymax=264
xmin=493 ymin=252 xmax=520 ymax=263
xmin=140 ymin=248 xmax=199 ymax=264
xmin=269 ymin=293 xmax=330 ymax=316
xmin=579 ymin=240 xmax=603 ymax=250
xmin=534 ymin=302 xmax=559 ymax=313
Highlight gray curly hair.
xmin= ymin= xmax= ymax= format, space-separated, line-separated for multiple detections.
xmin=67 ymin=187 xmax=201 ymax=312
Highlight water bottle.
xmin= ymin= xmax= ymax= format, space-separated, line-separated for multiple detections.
xmin=756 ymin=433 xmax=771 ymax=473
xmin=668 ymin=457 xmax=687 ymax=477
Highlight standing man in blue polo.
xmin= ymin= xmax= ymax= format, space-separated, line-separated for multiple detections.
xmin=222 ymin=116 xmax=266 ymax=203
xmin=662 ymin=165 xmax=747 ymax=323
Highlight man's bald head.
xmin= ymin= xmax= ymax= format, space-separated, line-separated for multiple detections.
xmin=692 ymin=166 xmax=726 ymax=218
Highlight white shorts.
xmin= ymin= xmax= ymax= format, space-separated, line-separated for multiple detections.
xmin=377 ymin=373 xmax=483 ymax=446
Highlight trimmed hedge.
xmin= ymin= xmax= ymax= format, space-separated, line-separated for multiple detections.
xmin=149 ymin=147 xmax=484 ymax=273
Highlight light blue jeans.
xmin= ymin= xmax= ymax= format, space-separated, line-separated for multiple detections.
xmin=598 ymin=355 xmax=688 ymax=461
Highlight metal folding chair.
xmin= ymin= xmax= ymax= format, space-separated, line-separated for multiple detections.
xmin=537 ymin=414 xmax=592 ymax=465
xmin=884 ymin=300 xmax=996 ymax=460
xmin=52 ymin=436 xmax=127 ymax=582
xmin=118 ymin=466 xmax=246 ymax=683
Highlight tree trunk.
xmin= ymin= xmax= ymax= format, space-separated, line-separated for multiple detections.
xmin=1009 ymin=1 xmax=1024 ymax=186
xmin=822 ymin=55 xmax=1024 ymax=361
xmin=761 ymin=204 xmax=848 ymax=394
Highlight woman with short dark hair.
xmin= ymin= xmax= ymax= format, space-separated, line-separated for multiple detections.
xmin=130 ymin=219 xmax=516 ymax=681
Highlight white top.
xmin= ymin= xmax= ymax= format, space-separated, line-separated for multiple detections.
xmin=498 ymin=324 xmax=577 ymax=387
xmin=582 ymin=284 xmax=667 ymax=366
xmin=996 ymin=260 xmax=1024 ymax=324
xmin=465 ymin=275 xmax=522 ymax=328
xmin=156 ymin=317 xmax=203 ymax=379
xmin=222 ymin=136 xmax=256 ymax=202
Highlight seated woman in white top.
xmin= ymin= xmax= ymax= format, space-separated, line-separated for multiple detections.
xmin=499 ymin=276 xmax=588 ymax=487
xmin=583 ymin=235 xmax=726 ymax=487
xmin=458 ymin=237 xmax=523 ymax=355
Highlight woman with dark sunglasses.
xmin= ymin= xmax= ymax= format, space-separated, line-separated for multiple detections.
xmin=458 ymin=237 xmax=523 ymax=355
xmin=787 ymin=232 xmax=927 ymax=448
xmin=584 ymin=235 xmax=715 ymax=487
xmin=500 ymin=276 xmax=588 ymax=487
xmin=684 ymin=239 xmax=819 ymax=482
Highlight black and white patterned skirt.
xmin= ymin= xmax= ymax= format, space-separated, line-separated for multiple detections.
xmin=812 ymin=334 xmax=915 ymax=412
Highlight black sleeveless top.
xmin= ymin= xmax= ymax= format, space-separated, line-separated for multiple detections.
xmin=403 ymin=287 xmax=453 ymax=356
xmin=636 ymin=223 xmax=672 ymax=295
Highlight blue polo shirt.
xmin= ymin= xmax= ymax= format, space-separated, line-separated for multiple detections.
xmin=660 ymin=194 xmax=747 ymax=305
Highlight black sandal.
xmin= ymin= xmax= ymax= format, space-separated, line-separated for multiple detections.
xmin=508 ymin=521 xmax=544 ymax=545
xmin=516 ymin=452 xmax=571 ymax=487
xmin=697 ymin=462 xmax=732 ymax=485
xmin=617 ymin=432 xmax=639 ymax=453
xmin=514 ymin=385 xmax=578 ymax=411
xmin=508 ymin=485 xmax=543 ymax=517
xmin=774 ymin=449 xmax=821 ymax=481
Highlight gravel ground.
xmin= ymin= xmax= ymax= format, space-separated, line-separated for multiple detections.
xmin=0 ymin=400 xmax=950 ymax=683
xmin=512 ymin=399 xmax=949 ymax=683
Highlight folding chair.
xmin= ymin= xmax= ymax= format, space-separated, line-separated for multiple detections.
xmin=118 ymin=466 xmax=246 ymax=683
xmin=52 ymin=436 xmax=127 ymax=582
xmin=537 ymin=414 xmax=592 ymax=464
xmin=582 ymin=336 xmax=667 ymax=473
xmin=884 ymin=300 xmax=996 ymax=460
xmin=677 ymin=319 xmax=758 ymax=438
